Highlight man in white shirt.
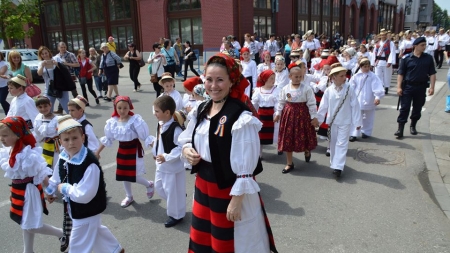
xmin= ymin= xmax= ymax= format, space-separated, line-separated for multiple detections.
xmin=435 ymin=28 xmax=449 ymax=69
xmin=264 ymin=34 xmax=279 ymax=61
xmin=372 ymin=29 xmax=396 ymax=94
xmin=425 ymin=30 xmax=437 ymax=60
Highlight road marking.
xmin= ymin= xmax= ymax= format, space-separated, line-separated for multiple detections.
xmin=377 ymin=104 xmax=426 ymax=111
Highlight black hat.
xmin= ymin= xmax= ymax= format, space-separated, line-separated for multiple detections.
xmin=413 ymin=37 xmax=426 ymax=46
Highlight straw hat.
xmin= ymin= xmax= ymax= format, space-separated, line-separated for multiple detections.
xmin=57 ymin=115 xmax=82 ymax=135
xmin=100 ymin=42 xmax=108 ymax=49
xmin=305 ymin=30 xmax=314 ymax=37
xmin=290 ymin=49 xmax=301 ymax=57
xmin=10 ymin=74 xmax=27 ymax=87
xmin=173 ymin=110 xmax=186 ymax=126
xmin=379 ymin=28 xmax=387 ymax=35
xmin=320 ymin=49 xmax=330 ymax=58
xmin=359 ymin=57 xmax=370 ymax=66
xmin=71 ymin=95 xmax=88 ymax=110
xmin=328 ymin=66 xmax=347 ymax=77
xmin=159 ymin=72 xmax=176 ymax=85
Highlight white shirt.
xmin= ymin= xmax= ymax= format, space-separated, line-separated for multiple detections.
xmin=300 ymin=39 xmax=320 ymax=51
xmin=251 ymin=86 xmax=280 ymax=111
xmin=257 ymin=62 xmax=274 ymax=77
xmin=426 ymin=36 xmax=437 ymax=51
xmin=263 ymin=40 xmax=279 ymax=56
xmin=76 ymin=114 xmax=99 ymax=152
xmin=349 ymin=71 xmax=385 ymax=110
xmin=276 ymin=77 xmax=317 ymax=118
xmin=160 ymin=90 xmax=183 ymax=111
xmin=33 ymin=113 xmax=58 ymax=143
xmin=373 ymin=40 xmax=396 ymax=66
xmin=148 ymin=52 xmax=167 ymax=77
xmin=7 ymin=93 xmax=39 ymax=123
xmin=399 ymin=39 xmax=413 ymax=52
xmin=317 ymin=82 xmax=361 ymax=126
xmin=232 ymin=41 xmax=241 ymax=50
xmin=241 ymin=60 xmax=257 ymax=88
xmin=438 ymin=33 xmax=449 ymax=47
xmin=274 ymin=68 xmax=290 ymax=89
xmin=151 ymin=118 xmax=183 ymax=174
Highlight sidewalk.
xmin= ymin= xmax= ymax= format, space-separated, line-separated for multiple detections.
xmin=425 ymin=70 xmax=450 ymax=219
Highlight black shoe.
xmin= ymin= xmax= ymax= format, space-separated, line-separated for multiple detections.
xmin=326 ymin=148 xmax=330 ymax=157
xmin=282 ymin=163 xmax=294 ymax=174
xmin=104 ymin=97 xmax=112 ymax=102
xmin=304 ymin=151 xmax=311 ymax=163
xmin=95 ymin=98 xmax=100 ymax=105
xmin=59 ymin=236 xmax=69 ymax=252
xmin=394 ymin=123 xmax=405 ymax=138
xmin=410 ymin=120 xmax=418 ymax=135
xmin=349 ymin=136 xmax=357 ymax=142
xmin=333 ymin=169 xmax=342 ymax=177
xmin=85 ymin=103 xmax=90 ymax=107
xmin=277 ymin=151 xmax=283 ymax=155
xmin=164 ymin=216 xmax=183 ymax=228
xmin=385 ymin=87 xmax=388 ymax=94
xmin=361 ymin=133 xmax=369 ymax=139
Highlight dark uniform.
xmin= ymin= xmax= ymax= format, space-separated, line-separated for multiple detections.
xmin=395 ymin=41 xmax=436 ymax=138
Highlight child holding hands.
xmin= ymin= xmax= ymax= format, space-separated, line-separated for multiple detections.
xmin=152 ymin=96 xmax=186 ymax=227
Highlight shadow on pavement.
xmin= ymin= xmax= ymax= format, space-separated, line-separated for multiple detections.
xmin=259 ymin=182 xmax=306 ymax=217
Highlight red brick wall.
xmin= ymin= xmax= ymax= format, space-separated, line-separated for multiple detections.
xmin=277 ymin=0 xmax=293 ymax=36
xmin=138 ymin=0 xmax=167 ymax=52
xmin=201 ymin=0 xmax=236 ymax=50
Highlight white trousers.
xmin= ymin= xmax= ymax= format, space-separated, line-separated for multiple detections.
xmin=329 ymin=124 xmax=350 ymax=171
xmin=374 ymin=64 xmax=392 ymax=88
xmin=155 ymin=170 xmax=186 ymax=219
xmin=350 ymin=109 xmax=375 ymax=137
xmin=69 ymin=214 xmax=122 ymax=253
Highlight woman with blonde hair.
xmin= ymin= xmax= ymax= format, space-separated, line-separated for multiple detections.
xmin=8 ymin=50 xmax=32 ymax=82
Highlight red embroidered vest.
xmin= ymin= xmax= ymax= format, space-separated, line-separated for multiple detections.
xmin=375 ymin=40 xmax=391 ymax=58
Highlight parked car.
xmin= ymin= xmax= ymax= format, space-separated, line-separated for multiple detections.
xmin=0 ymin=49 xmax=42 ymax=81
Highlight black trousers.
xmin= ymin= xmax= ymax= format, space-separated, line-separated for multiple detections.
xmin=163 ymin=64 xmax=176 ymax=78
xmin=434 ymin=49 xmax=444 ymax=68
xmin=152 ymin=76 xmax=163 ymax=98
xmin=254 ymin=53 xmax=260 ymax=65
xmin=80 ymin=78 xmax=98 ymax=101
xmin=129 ymin=65 xmax=141 ymax=89
xmin=184 ymin=59 xmax=200 ymax=80
xmin=245 ymin=76 xmax=253 ymax=95
xmin=397 ymin=84 xmax=427 ymax=124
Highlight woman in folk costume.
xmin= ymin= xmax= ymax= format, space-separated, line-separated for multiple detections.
xmin=0 ymin=116 xmax=66 ymax=253
xmin=348 ymin=58 xmax=385 ymax=141
xmin=274 ymin=61 xmax=319 ymax=174
xmin=179 ymin=53 xmax=278 ymax=253
xmin=339 ymin=47 xmax=358 ymax=79
xmin=309 ymin=49 xmax=323 ymax=74
xmin=399 ymin=30 xmax=414 ymax=58
xmin=300 ymin=30 xmax=321 ymax=69
xmin=252 ymin=69 xmax=280 ymax=158
xmin=240 ymin=47 xmax=257 ymax=97
xmin=257 ymin=50 xmax=275 ymax=76
xmin=96 ymin=96 xmax=155 ymax=208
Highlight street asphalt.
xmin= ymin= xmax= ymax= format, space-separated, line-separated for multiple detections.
xmin=1 ymin=60 xmax=450 ymax=253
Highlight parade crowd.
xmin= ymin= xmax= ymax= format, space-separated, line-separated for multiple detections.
xmin=0 ymin=27 xmax=444 ymax=252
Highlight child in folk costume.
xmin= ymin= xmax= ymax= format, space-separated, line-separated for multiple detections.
xmin=159 ymin=72 xmax=183 ymax=111
xmin=96 ymin=96 xmax=155 ymax=208
xmin=348 ymin=58 xmax=385 ymax=141
xmin=33 ymin=96 xmax=59 ymax=169
xmin=240 ymin=47 xmax=257 ymax=97
xmin=316 ymin=67 xmax=361 ymax=177
xmin=0 ymin=116 xmax=66 ymax=253
xmin=182 ymin=77 xmax=202 ymax=114
xmin=339 ymin=47 xmax=358 ymax=78
xmin=7 ymin=74 xmax=39 ymax=129
xmin=257 ymin=50 xmax=275 ymax=76
xmin=274 ymin=61 xmax=319 ymax=174
xmin=252 ymin=69 xmax=280 ymax=158
xmin=68 ymin=95 xmax=100 ymax=152
xmin=46 ymin=116 xmax=124 ymax=253
xmin=151 ymin=96 xmax=186 ymax=227
xmin=274 ymin=56 xmax=290 ymax=90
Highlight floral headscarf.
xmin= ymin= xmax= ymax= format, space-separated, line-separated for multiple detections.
xmin=112 ymin=96 xmax=135 ymax=117
xmin=206 ymin=53 xmax=249 ymax=103
xmin=1 ymin=117 xmax=36 ymax=167
xmin=193 ymin=84 xmax=210 ymax=100
xmin=257 ymin=69 xmax=275 ymax=87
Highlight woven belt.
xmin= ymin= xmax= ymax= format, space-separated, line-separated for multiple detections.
xmin=236 ymin=174 xmax=253 ymax=178
xmin=12 ymin=177 xmax=33 ymax=184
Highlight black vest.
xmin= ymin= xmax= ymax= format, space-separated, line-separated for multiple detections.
xmin=158 ymin=121 xmax=182 ymax=154
xmin=80 ymin=119 xmax=92 ymax=148
xmin=59 ymin=149 xmax=107 ymax=219
xmin=192 ymin=98 xmax=263 ymax=189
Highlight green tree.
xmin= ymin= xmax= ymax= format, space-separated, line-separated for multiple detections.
xmin=433 ymin=2 xmax=450 ymax=29
xmin=0 ymin=0 xmax=40 ymax=49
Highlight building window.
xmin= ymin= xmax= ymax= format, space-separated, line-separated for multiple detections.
xmin=254 ymin=16 xmax=272 ymax=39
xmin=254 ymin=0 xmax=271 ymax=9
xmin=298 ymin=0 xmax=308 ymax=15
xmin=311 ymin=0 xmax=320 ymax=16
xmin=109 ymin=0 xmax=131 ymax=21
xmin=87 ymin=28 xmax=106 ymax=50
xmin=66 ymin=30 xmax=83 ymax=52
xmin=63 ymin=1 xmax=81 ymax=25
xmin=47 ymin=32 xmax=63 ymax=51
xmin=84 ymin=0 xmax=104 ymax=23
xmin=169 ymin=18 xmax=203 ymax=44
xmin=323 ymin=0 xmax=330 ymax=16
xmin=111 ymin=25 xmax=133 ymax=50
xmin=45 ymin=3 xmax=61 ymax=27
xmin=168 ymin=0 xmax=201 ymax=12
xmin=333 ymin=0 xmax=339 ymax=18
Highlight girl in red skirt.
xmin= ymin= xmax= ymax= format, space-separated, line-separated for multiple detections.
xmin=274 ymin=61 xmax=319 ymax=173
xmin=252 ymin=69 xmax=280 ymax=158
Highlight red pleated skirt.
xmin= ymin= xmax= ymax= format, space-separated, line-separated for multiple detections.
xmin=278 ymin=102 xmax=317 ymax=152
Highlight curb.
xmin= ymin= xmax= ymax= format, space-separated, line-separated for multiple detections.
xmin=422 ymin=78 xmax=450 ymax=219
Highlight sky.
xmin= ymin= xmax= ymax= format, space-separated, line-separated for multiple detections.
xmin=435 ymin=0 xmax=450 ymax=13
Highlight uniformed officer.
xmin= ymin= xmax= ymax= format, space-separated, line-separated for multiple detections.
xmin=395 ymin=37 xmax=436 ymax=138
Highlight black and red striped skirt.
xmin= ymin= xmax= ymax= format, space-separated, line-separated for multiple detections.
xmin=116 ymin=139 xmax=143 ymax=182
xmin=188 ymin=160 xmax=277 ymax=253
xmin=10 ymin=178 xmax=48 ymax=225
xmin=258 ymin=106 xmax=275 ymax=145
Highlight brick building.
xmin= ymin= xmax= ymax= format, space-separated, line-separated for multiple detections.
xmin=30 ymin=0 xmax=406 ymax=55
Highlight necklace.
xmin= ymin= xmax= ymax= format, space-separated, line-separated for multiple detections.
xmin=213 ymin=96 xmax=227 ymax=103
